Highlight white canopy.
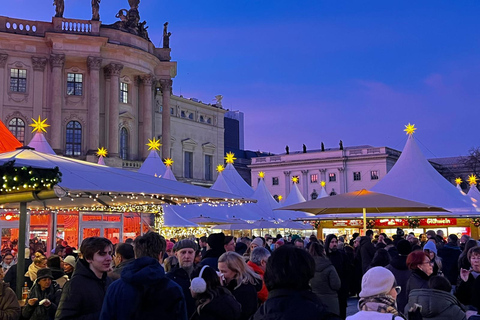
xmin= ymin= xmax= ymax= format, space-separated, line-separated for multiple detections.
xmin=213 ymin=163 xmax=254 ymax=197
xmin=137 ymin=150 xmax=167 ymax=177
xmin=163 ymin=167 xmax=177 ymax=181
xmin=467 ymin=184 xmax=480 ymax=202
xmin=162 ymin=205 xmax=199 ymax=227
xmin=28 ymin=132 xmax=55 ymax=155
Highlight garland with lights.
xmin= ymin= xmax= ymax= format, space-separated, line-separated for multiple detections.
xmin=366 ymin=219 xmax=376 ymax=229
xmin=309 ymin=220 xmax=321 ymax=229
xmin=0 ymin=160 xmax=61 ymax=194
xmin=471 ymin=218 xmax=480 ymax=228
xmin=407 ymin=218 xmax=420 ymax=228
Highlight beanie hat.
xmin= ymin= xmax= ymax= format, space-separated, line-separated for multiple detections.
xmin=63 ymin=255 xmax=76 ymax=267
xmin=36 ymin=268 xmax=54 ymax=281
xmin=359 ymin=266 xmax=395 ymax=298
xmin=207 ymin=233 xmax=225 ymax=250
xmin=276 ymin=238 xmax=285 ymax=246
xmin=291 ymin=235 xmax=300 ymax=242
xmin=166 ymin=241 xmax=174 ymax=252
xmin=396 ymin=228 xmax=405 ymax=237
xmin=423 ymin=240 xmax=437 ymax=254
xmin=397 ymin=239 xmax=412 ymax=256
xmin=235 ymin=242 xmax=247 ymax=255
xmin=251 ymin=238 xmax=264 ymax=248
xmin=173 ymin=239 xmax=198 ymax=252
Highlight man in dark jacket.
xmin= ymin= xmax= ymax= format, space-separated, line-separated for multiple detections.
xmin=99 ymin=232 xmax=187 ymax=320
xmin=55 ymin=237 xmax=113 ymax=320
xmin=358 ymin=230 xmax=376 ymax=275
xmin=438 ymin=234 xmax=462 ymax=285
xmin=199 ymin=233 xmax=225 ymax=270
xmin=385 ymin=239 xmax=412 ymax=313
xmin=108 ymin=243 xmax=134 ymax=281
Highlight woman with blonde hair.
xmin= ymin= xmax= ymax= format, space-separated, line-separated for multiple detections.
xmin=218 ymin=251 xmax=262 ymax=320
xmin=25 ymin=252 xmax=47 ymax=282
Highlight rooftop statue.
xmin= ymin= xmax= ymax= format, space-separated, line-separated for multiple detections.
xmin=92 ymin=0 xmax=101 ymax=21
xmin=106 ymin=2 xmax=149 ymax=41
xmin=53 ymin=0 xmax=64 ymax=18
xmin=129 ymin=0 xmax=140 ymax=9
xmin=163 ymin=22 xmax=171 ymax=48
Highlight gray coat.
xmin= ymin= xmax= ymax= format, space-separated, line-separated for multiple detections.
xmin=310 ymin=256 xmax=341 ymax=316
xmin=405 ymin=289 xmax=466 ymax=320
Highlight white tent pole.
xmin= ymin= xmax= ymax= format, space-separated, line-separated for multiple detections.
xmin=363 ymin=208 xmax=367 ymax=234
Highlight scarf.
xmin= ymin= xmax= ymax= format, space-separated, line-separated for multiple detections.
xmin=359 ymin=294 xmax=400 ymax=316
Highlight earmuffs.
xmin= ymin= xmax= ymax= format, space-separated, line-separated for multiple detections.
xmin=190 ymin=265 xmax=209 ymax=294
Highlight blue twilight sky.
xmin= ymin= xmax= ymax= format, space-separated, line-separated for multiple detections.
xmin=3 ymin=1 xmax=480 ymax=158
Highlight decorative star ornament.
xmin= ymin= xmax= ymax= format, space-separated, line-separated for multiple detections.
xmin=455 ymin=177 xmax=462 ymax=185
xmin=320 ymin=181 xmax=326 ymax=187
xmin=292 ymin=176 xmax=299 ymax=184
xmin=278 ymin=195 xmax=283 ymax=201
xmin=216 ymin=164 xmax=225 ymax=173
xmin=404 ymin=123 xmax=417 ymax=136
xmin=258 ymin=171 xmax=265 ymax=178
xmin=96 ymin=147 xmax=108 ymax=157
xmin=468 ymin=174 xmax=478 ymax=186
xmin=164 ymin=158 xmax=174 ymax=167
xmin=224 ymin=152 xmax=236 ymax=164
xmin=146 ymin=137 xmax=162 ymax=151
xmin=30 ymin=116 xmax=50 ymax=133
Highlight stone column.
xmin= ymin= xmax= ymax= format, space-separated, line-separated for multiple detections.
xmin=319 ymin=168 xmax=327 ymax=183
xmin=104 ymin=63 xmax=123 ymax=157
xmin=283 ymin=170 xmax=291 ymax=197
xmin=301 ymin=169 xmax=309 ymax=199
xmin=140 ymin=74 xmax=154 ymax=159
xmin=87 ymin=56 xmax=102 ymax=154
xmin=0 ymin=54 xmax=8 ymax=118
xmin=159 ymin=79 xmax=172 ymax=159
xmin=31 ymin=57 xmax=48 ymax=121
xmin=49 ymin=54 xmax=65 ymax=153
xmin=337 ymin=167 xmax=346 ymax=194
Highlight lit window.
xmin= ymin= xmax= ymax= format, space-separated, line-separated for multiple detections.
xmin=310 ymin=174 xmax=318 ymax=183
xmin=353 ymin=172 xmax=361 ymax=181
xmin=329 ymin=173 xmax=336 ymax=182
xmin=65 ymin=121 xmax=82 ymax=156
xmin=184 ymin=151 xmax=193 ymax=179
xmin=67 ymin=73 xmax=83 ymax=96
xmin=272 ymin=177 xmax=279 ymax=186
xmin=120 ymin=82 xmax=128 ymax=103
xmin=120 ymin=128 xmax=128 ymax=160
xmin=10 ymin=69 xmax=27 ymax=92
xmin=205 ymin=155 xmax=212 ymax=180
xmin=9 ymin=118 xmax=25 ymax=144
xmin=371 ymin=170 xmax=379 ymax=180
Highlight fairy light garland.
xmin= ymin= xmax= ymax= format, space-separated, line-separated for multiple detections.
xmin=0 ymin=161 xmax=61 ymax=194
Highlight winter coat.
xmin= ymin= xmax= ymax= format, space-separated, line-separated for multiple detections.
xmin=247 ymin=261 xmax=268 ymax=303
xmin=22 ymin=280 xmax=62 ymax=320
xmin=386 ymin=255 xmax=411 ymax=314
xmin=454 ymin=272 xmax=480 ymax=310
xmin=405 ymin=289 xmax=466 ymax=320
xmin=405 ymin=269 xmax=430 ymax=299
xmin=199 ymin=248 xmax=225 ymax=271
xmin=190 ymin=288 xmax=241 ymax=320
xmin=251 ymin=288 xmax=336 ymax=320
xmin=310 ymin=256 xmax=341 ymax=316
xmin=4 ymin=258 xmax=33 ymax=294
xmin=166 ymin=266 xmax=196 ymax=317
xmin=0 ymin=282 xmax=20 ymax=320
xmin=107 ymin=258 xmax=134 ymax=281
xmin=99 ymin=256 xmax=187 ymax=320
xmin=327 ymin=249 xmax=350 ymax=318
xmin=359 ymin=237 xmax=376 ymax=274
xmin=437 ymin=243 xmax=462 ymax=285
xmin=55 ymin=258 xmax=112 ymax=320
xmin=25 ymin=263 xmax=42 ymax=282
xmin=50 ymin=268 xmax=68 ymax=289
xmin=226 ymin=278 xmax=262 ymax=320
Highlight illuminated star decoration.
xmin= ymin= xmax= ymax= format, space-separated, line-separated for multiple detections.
xmin=278 ymin=195 xmax=283 ymax=201
xmin=404 ymin=123 xmax=417 ymax=136
xmin=320 ymin=181 xmax=326 ymax=187
xmin=224 ymin=152 xmax=236 ymax=164
xmin=258 ymin=171 xmax=265 ymax=178
xmin=164 ymin=158 xmax=174 ymax=167
xmin=455 ymin=177 xmax=462 ymax=185
xmin=30 ymin=116 xmax=50 ymax=133
xmin=468 ymin=174 xmax=478 ymax=186
xmin=146 ymin=137 xmax=162 ymax=151
xmin=292 ymin=176 xmax=299 ymax=184
xmin=216 ymin=164 xmax=225 ymax=173
xmin=96 ymin=147 xmax=108 ymax=158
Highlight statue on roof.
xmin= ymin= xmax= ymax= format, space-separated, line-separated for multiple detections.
xmin=107 ymin=3 xmax=150 ymax=41
xmin=321 ymin=142 xmax=325 ymax=151
xmin=129 ymin=0 xmax=140 ymax=9
xmin=92 ymin=0 xmax=101 ymax=21
xmin=53 ymin=0 xmax=64 ymax=18
xmin=339 ymin=140 xmax=343 ymax=150
xmin=163 ymin=22 xmax=171 ymax=48
xmin=214 ymin=95 xmax=223 ymax=107
xmin=285 ymin=145 xmax=289 ymax=155
xmin=303 ymin=144 xmax=307 ymax=153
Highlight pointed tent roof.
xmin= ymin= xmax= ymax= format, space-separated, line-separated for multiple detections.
xmin=252 ymin=178 xmax=280 ymax=213
xmin=0 ymin=120 xmax=22 ymax=153
xmin=217 ymin=163 xmax=254 ymax=197
xmin=319 ymin=185 xmax=328 ymax=198
xmin=27 ymin=132 xmax=55 ymax=155
xmin=97 ymin=156 xmax=106 ymax=165
xmin=162 ymin=205 xmax=199 ymax=227
xmin=282 ymin=183 xmax=306 ymax=207
xmin=275 ymin=183 xmax=313 ymax=220
xmin=211 ymin=172 xmax=233 ymax=194
xmin=162 ymin=167 xmax=177 ymax=181
xmin=467 ymin=185 xmax=480 ymax=202
xmin=138 ymin=150 xmax=167 ymax=177
xmin=371 ymin=135 xmax=476 ymax=212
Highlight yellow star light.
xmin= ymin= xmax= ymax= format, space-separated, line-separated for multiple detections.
xmin=468 ymin=174 xmax=478 ymax=186
xmin=292 ymin=176 xmax=299 ymax=184
xmin=278 ymin=195 xmax=283 ymax=201
xmin=404 ymin=123 xmax=417 ymax=136
xmin=216 ymin=164 xmax=225 ymax=173
xmin=164 ymin=158 xmax=174 ymax=167
xmin=258 ymin=171 xmax=265 ymax=178
xmin=224 ymin=152 xmax=236 ymax=164
xmin=455 ymin=177 xmax=462 ymax=185
xmin=96 ymin=147 xmax=108 ymax=157
xmin=146 ymin=137 xmax=162 ymax=151
xmin=29 ymin=116 xmax=50 ymax=133
xmin=320 ymin=181 xmax=326 ymax=187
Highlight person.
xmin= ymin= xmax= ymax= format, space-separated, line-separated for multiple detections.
xmin=347 ymin=267 xmax=403 ymax=320
xmin=367 ymin=248 xmax=391 ymax=270
xmin=99 ymin=232 xmax=187 ymax=320
xmin=46 ymin=255 xmax=69 ymax=288
xmin=405 ymin=250 xmax=433 ymax=298
xmin=26 ymin=253 xmax=47 ymax=282
xmin=385 ymin=240 xmax=412 ymax=314
xmin=198 ymin=236 xmax=208 ymax=258
xmin=246 ymin=246 xmax=270 ymax=303
xmin=218 ymin=251 xmax=262 ymax=320
xmin=23 ymin=268 xmax=62 ymax=320
xmin=91 ymin=0 xmax=100 ymax=21
xmin=309 ymin=242 xmax=341 ymax=316
xmin=1 ymin=253 xmax=15 ymax=273
xmin=55 ymin=237 xmax=113 ymax=320
xmin=459 ymin=235 xmax=471 ymax=251
xmin=359 ymin=230 xmax=376 ymax=274
xmin=438 ymin=234 xmax=462 ymax=285
xmin=166 ymin=239 xmax=198 ymax=317
xmin=294 ymin=237 xmax=305 ymax=249
xmin=455 ymin=246 xmax=480 ymax=310
xmin=0 ymin=267 xmax=20 ymax=320
xmin=224 ymin=236 xmax=235 ymax=252
xmin=325 ymin=234 xmax=349 ymax=319
xmin=4 ymin=248 xmax=33 ymax=294
xmin=251 ymin=245 xmax=336 ymax=320
xmin=424 ymin=240 xmax=443 ymax=276
xmin=108 ymin=243 xmax=134 ymax=281
xmin=190 ymin=265 xmax=241 ymax=320
xmin=458 ymin=239 xmax=477 ymax=271
xmin=62 ymin=256 xmax=75 ymax=280
xmin=200 ymin=233 xmax=225 ymax=270
xmin=405 ymin=276 xmax=468 ymax=320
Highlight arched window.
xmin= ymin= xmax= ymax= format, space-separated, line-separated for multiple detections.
xmin=120 ymin=128 xmax=128 ymax=160
xmin=65 ymin=121 xmax=82 ymax=156
xmin=8 ymin=118 xmax=25 ymax=144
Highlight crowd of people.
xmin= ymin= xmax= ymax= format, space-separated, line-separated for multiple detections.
xmin=0 ymin=228 xmax=478 ymax=319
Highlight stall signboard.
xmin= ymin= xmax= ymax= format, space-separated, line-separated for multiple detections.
xmin=332 ymin=220 xmax=364 ymax=227
xmin=420 ymin=218 xmax=457 ymax=226
xmin=375 ymin=219 xmax=409 ymax=227
xmin=331 ymin=218 xmax=458 ymax=228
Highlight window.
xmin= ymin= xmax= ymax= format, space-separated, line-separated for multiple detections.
xmin=371 ymin=170 xmax=379 ymax=180
xmin=310 ymin=174 xmax=318 ymax=183
xmin=207 ymin=118 xmax=212 ymax=124
xmin=10 ymin=68 xmax=27 ymax=92
xmin=181 ymin=111 xmax=186 ymax=118
xmin=188 ymin=113 xmax=194 ymax=120
xmin=8 ymin=118 xmax=25 ymax=144
xmin=67 ymin=73 xmax=83 ymax=96
xmin=204 ymin=155 xmax=212 ymax=181
xmin=272 ymin=177 xmax=279 ymax=186
xmin=120 ymin=82 xmax=128 ymax=103
xmin=329 ymin=173 xmax=336 ymax=182
xmin=199 ymin=116 xmax=205 ymax=123
xmin=120 ymin=128 xmax=128 ymax=160
xmin=184 ymin=151 xmax=193 ymax=179
xmin=353 ymin=172 xmax=361 ymax=181
xmin=65 ymin=121 xmax=82 ymax=156
xmin=170 ymin=108 xmax=174 ymax=115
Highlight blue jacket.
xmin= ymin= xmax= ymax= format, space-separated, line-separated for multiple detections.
xmin=99 ymin=256 xmax=187 ymax=320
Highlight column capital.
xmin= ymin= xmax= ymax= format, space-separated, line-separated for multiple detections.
xmin=31 ymin=56 xmax=48 ymax=71
xmin=0 ymin=54 xmax=8 ymax=68
xmin=319 ymin=168 xmax=327 ymax=173
xmin=140 ymin=74 xmax=154 ymax=86
xmin=159 ymin=78 xmax=173 ymax=91
xmin=301 ymin=170 xmax=308 ymax=175
xmin=50 ymin=54 xmax=65 ymax=68
xmin=337 ymin=167 xmax=345 ymax=172
xmin=283 ymin=171 xmax=291 ymax=176
xmin=87 ymin=56 xmax=103 ymax=71
xmin=104 ymin=63 xmax=124 ymax=78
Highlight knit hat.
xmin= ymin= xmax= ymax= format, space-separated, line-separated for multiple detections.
xmin=423 ymin=240 xmax=437 ymax=254
xmin=291 ymin=234 xmax=301 ymax=242
xmin=397 ymin=239 xmax=412 ymax=256
xmin=63 ymin=255 xmax=76 ymax=267
xmin=251 ymin=238 xmax=264 ymax=248
xmin=396 ymin=228 xmax=405 ymax=237
xmin=166 ymin=241 xmax=174 ymax=252
xmin=207 ymin=233 xmax=225 ymax=250
xmin=276 ymin=238 xmax=285 ymax=246
xmin=36 ymin=268 xmax=54 ymax=281
xmin=173 ymin=239 xmax=198 ymax=252
xmin=359 ymin=266 xmax=395 ymax=298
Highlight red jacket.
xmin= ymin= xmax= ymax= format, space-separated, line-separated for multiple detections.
xmin=247 ymin=261 xmax=268 ymax=302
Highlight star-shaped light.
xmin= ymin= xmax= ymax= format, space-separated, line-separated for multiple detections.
xmin=146 ymin=137 xmax=162 ymax=151
xmin=278 ymin=195 xmax=283 ymax=201
xmin=216 ymin=164 xmax=225 ymax=173
xmin=96 ymin=147 xmax=108 ymax=157
xmin=224 ymin=152 xmax=236 ymax=164
xmin=258 ymin=171 xmax=265 ymax=178
xmin=455 ymin=177 xmax=462 ymax=185
xmin=320 ymin=181 xmax=326 ymax=187
xmin=29 ymin=116 xmax=50 ymax=133
xmin=164 ymin=158 xmax=174 ymax=167
xmin=404 ymin=123 xmax=417 ymax=136
xmin=292 ymin=176 xmax=299 ymax=184
xmin=468 ymin=174 xmax=478 ymax=186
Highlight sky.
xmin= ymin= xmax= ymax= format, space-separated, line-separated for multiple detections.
xmin=3 ymin=1 xmax=480 ymax=158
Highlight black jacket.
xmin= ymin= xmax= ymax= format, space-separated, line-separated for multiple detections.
xmin=190 ymin=288 xmax=241 ymax=320
xmin=226 ymin=279 xmax=262 ymax=320
xmin=406 ymin=269 xmax=430 ymax=299
xmin=455 ymin=273 xmax=480 ymax=310
xmin=386 ymin=255 xmax=411 ymax=314
xmin=4 ymin=258 xmax=33 ymax=295
xmin=23 ymin=280 xmax=62 ymax=320
xmin=359 ymin=236 xmax=376 ymax=274
xmin=437 ymin=243 xmax=462 ymax=285
xmin=166 ymin=266 xmax=196 ymax=317
xmin=55 ymin=258 xmax=112 ymax=320
xmin=405 ymin=289 xmax=466 ymax=320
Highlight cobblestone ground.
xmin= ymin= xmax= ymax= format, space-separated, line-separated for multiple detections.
xmin=346 ymin=297 xmax=359 ymax=317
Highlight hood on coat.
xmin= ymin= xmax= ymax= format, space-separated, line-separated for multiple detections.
xmin=407 ymin=289 xmax=464 ymax=317
xmin=313 ymin=256 xmax=334 ymax=273
xmin=121 ymin=256 xmax=165 ymax=285
xmin=388 ymin=255 xmax=408 ymax=270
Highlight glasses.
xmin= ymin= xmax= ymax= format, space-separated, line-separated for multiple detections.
xmin=422 ymin=261 xmax=434 ymax=266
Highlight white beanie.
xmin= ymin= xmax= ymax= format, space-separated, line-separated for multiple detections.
xmin=359 ymin=267 xmax=395 ymax=298
xmin=251 ymin=238 xmax=264 ymax=248
xmin=63 ymin=255 xmax=76 ymax=268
